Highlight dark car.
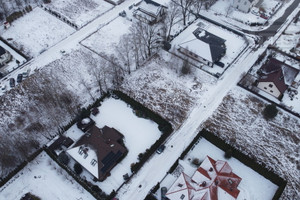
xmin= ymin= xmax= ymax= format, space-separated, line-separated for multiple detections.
xmin=156 ymin=144 xmax=166 ymax=154
xmin=17 ymin=74 xmax=23 ymax=83
xmin=161 ymin=187 xmax=167 ymax=200
xmin=9 ymin=78 xmax=15 ymax=87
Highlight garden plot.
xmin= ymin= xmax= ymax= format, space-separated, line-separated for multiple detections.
xmin=1 ymin=7 xmax=75 ymax=58
xmin=121 ymin=52 xmax=217 ymax=128
xmin=157 ymin=138 xmax=278 ymax=200
xmin=44 ymin=0 xmax=113 ymax=28
xmin=203 ymin=86 xmax=300 ymax=199
xmin=171 ymin=19 xmax=247 ymax=76
xmin=0 ymin=152 xmax=95 ymax=200
xmin=64 ymin=97 xmax=162 ymax=194
xmin=275 ymin=15 xmax=300 ymax=57
xmin=81 ymin=17 xmax=132 ymax=57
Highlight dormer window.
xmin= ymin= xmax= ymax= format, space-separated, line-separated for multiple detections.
xmin=178 ymin=183 xmax=183 ymax=187
xmin=180 ymin=194 xmax=185 ymax=199
xmin=209 ymin=167 xmax=213 ymax=172
xmin=83 ymin=153 xmax=88 ymax=159
xmin=78 ymin=147 xmax=84 ymax=155
xmin=91 ymin=159 xmax=97 ymax=166
xmin=228 ymin=179 xmax=233 ymax=185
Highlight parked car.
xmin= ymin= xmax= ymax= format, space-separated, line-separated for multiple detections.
xmin=156 ymin=144 xmax=166 ymax=154
xmin=0 ymin=84 xmax=6 ymax=91
xmin=9 ymin=78 xmax=15 ymax=87
xmin=161 ymin=187 xmax=167 ymax=200
xmin=17 ymin=74 xmax=23 ymax=83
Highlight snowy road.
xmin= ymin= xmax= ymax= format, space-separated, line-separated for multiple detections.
xmin=117 ymin=4 xmax=300 ymax=200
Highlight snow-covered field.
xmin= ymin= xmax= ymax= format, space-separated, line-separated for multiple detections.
xmin=81 ymin=17 xmax=132 ymax=57
xmin=158 ymin=138 xmax=278 ymax=200
xmin=171 ymin=19 xmax=247 ymax=75
xmin=121 ymin=52 xmax=217 ymax=128
xmin=64 ymin=97 xmax=162 ymax=194
xmin=275 ymin=15 xmax=300 ymax=56
xmin=44 ymin=0 xmax=114 ymax=28
xmin=1 ymin=7 xmax=75 ymax=58
xmin=203 ymin=86 xmax=300 ymax=199
xmin=0 ymin=152 xmax=95 ymax=200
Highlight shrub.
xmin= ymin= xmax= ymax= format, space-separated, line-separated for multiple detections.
xmin=58 ymin=152 xmax=69 ymax=165
xmin=181 ymin=59 xmax=191 ymax=75
xmin=224 ymin=149 xmax=233 ymax=159
xmin=74 ymin=163 xmax=83 ymax=175
xmin=263 ymin=104 xmax=278 ymax=120
xmin=192 ymin=158 xmax=201 ymax=166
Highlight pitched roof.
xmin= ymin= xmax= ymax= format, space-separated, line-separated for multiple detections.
xmin=178 ymin=28 xmax=226 ymax=63
xmin=138 ymin=0 xmax=166 ymax=18
xmin=167 ymin=156 xmax=242 ymax=200
xmin=67 ymin=125 xmax=127 ymax=181
xmin=258 ymin=58 xmax=299 ymax=93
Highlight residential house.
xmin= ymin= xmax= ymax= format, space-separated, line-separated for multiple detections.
xmin=0 ymin=46 xmax=12 ymax=66
xmin=232 ymin=0 xmax=259 ymax=13
xmin=67 ymin=125 xmax=128 ymax=181
xmin=177 ymin=28 xmax=226 ymax=67
xmin=133 ymin=0 xmax=167 ymax=24
xmin=166 ymin=156 xmax=242 ymax=200
xmin=257 ymin=58 xmax=299 ymax=99
xmin=104 ymin=0 xmax=124 ymax=5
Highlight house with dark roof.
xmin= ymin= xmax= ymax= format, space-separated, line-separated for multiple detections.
xmin=133 ymin=0 xmax=167 ymax=24
xmin=166 ymin=156 xmax=242 ymax=200
xmin=177 ymin=28 xmax=226 ymax=67
xmin=67 ymin=125 xmax=128 ymax=181
xmin=257 ymin=58 xmax=299 ymax=99
xmin=232 ymin=0 xmax=259 ymax=13
xmin=0 ymin=46 xmax=12 ymax=66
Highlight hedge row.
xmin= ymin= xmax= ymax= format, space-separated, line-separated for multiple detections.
xmin=45 ymin=148 xmax=115 ymax=200
xmin=200 ymin=129 xmax=287 ymax=200
xmin=0 ymin=148 xmax=44 ymax=188
xmin=6 ymin=5 xmax=33 ymax=24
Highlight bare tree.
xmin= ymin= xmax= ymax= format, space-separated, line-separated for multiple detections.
xmin=88 ymin=58 xmax=108 ymax=95
xmin=164 ymin=1 xmax=181 ymax=41
xmin=130 ymin=21 xmax=163 ymax=58
xmin=192 ymin=0 xmax=206 ymax=16
xmin=107 ymin=55 xmax=125 ymax=89
xmin=116 ymin=34 xmax=133 ymax=74
xmin=171 ymin=0 xmax=194 ymax=26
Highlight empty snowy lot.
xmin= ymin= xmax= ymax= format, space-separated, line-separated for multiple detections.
xmin=203 ymin=87 xmax=300 ymax=199
xmin=1 ymin=7 xmax=75 ymax=58
xmin=44 ymin=0 xmax=113 ymax=28
xmin=0 ymin=152 xmax=95 ymax=200
xmin=121 ymin=53 xmax=217 ymax=128
xmin=81 ymin=17 xmax=131 ymax=57
xmin=65 ymin=97 xmax=162 ymax=194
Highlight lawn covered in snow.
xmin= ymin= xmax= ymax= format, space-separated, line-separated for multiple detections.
xmin=203 ymin=86 xmax=300 ymax=199
xmin=1 ymin=7 xmax=75 ymax=58
xmin=157 ymin=138 xmax=278 ymax=200
xmin=0 ymin=152 xmax=95 ymax=200
xmin=65 ymin=97 xmax=162 ymax=194
xmin=81 ymin=17 xmax=132 ymax=57
xmin=121 ymin=52 xmax=217 ymax=128
xmin=44 ymin=0 xmax=113 ymax=28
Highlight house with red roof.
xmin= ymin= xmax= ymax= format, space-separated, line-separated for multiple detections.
xmin=166 ymin=156 xmax=242 ymax=200
xmin=257 ymin=58 xmax=299 ymax=99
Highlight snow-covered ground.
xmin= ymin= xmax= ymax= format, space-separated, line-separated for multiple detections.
xmin=275 ymin=14 xmax=300 ymax=56
xmin=65 ymin=97 xmax=162 ymax=194
xmin=157 ymin=138 xmax=278 ymax=200
xmin=81 ymin=16 xmax=132 ymax=56
xmin=171 ymin=19 xmax=247 ymax=76
xmin=121 ymin=52 xmax=217 ymax=128
xmin=1 ymin=7 xmax=75 ymax=58
xmin=203 ymin=87 xmax=300 ymax=199
xmin=44 ymin=0 xmax=114 ymax=28
xmin=0 ymin=152 xmax=95 ymax=200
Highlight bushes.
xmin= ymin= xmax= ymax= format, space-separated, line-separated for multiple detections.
xmin=58 ymin=152 xmax=69 ymax=165
xmin=263 ymin=104 xmax=278 ymax=120
xmin=181 ymin=59 xmax=191 ymax=75
xmin=224 ymin=149 xmax=233 ymax=159
xmin=74 ymin=163 xmax=83 ymax=175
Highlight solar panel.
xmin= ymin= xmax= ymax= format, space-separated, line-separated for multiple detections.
xmin=101 ymin=151 xmax=123 ymax=173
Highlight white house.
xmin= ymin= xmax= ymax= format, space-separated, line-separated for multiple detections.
xmin=177 ymin=28 xmax=226 ymax=67
xmin=232 ymin=0 xmax=259 ymax=13
xmin=0 ymin=46 xmax=12 ymax=66
xmin=257 ymin=58 xmax=299 ymax=99
xmin=133 ymin=0 xmax=167 ymax=24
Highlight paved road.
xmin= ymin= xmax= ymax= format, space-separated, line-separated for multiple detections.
xmin=117 ymin=2 xmax=300 ymax=200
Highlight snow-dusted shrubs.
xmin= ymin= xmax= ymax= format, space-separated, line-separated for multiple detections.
xmin=263 ymin=104 xmax=278 ymax=120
